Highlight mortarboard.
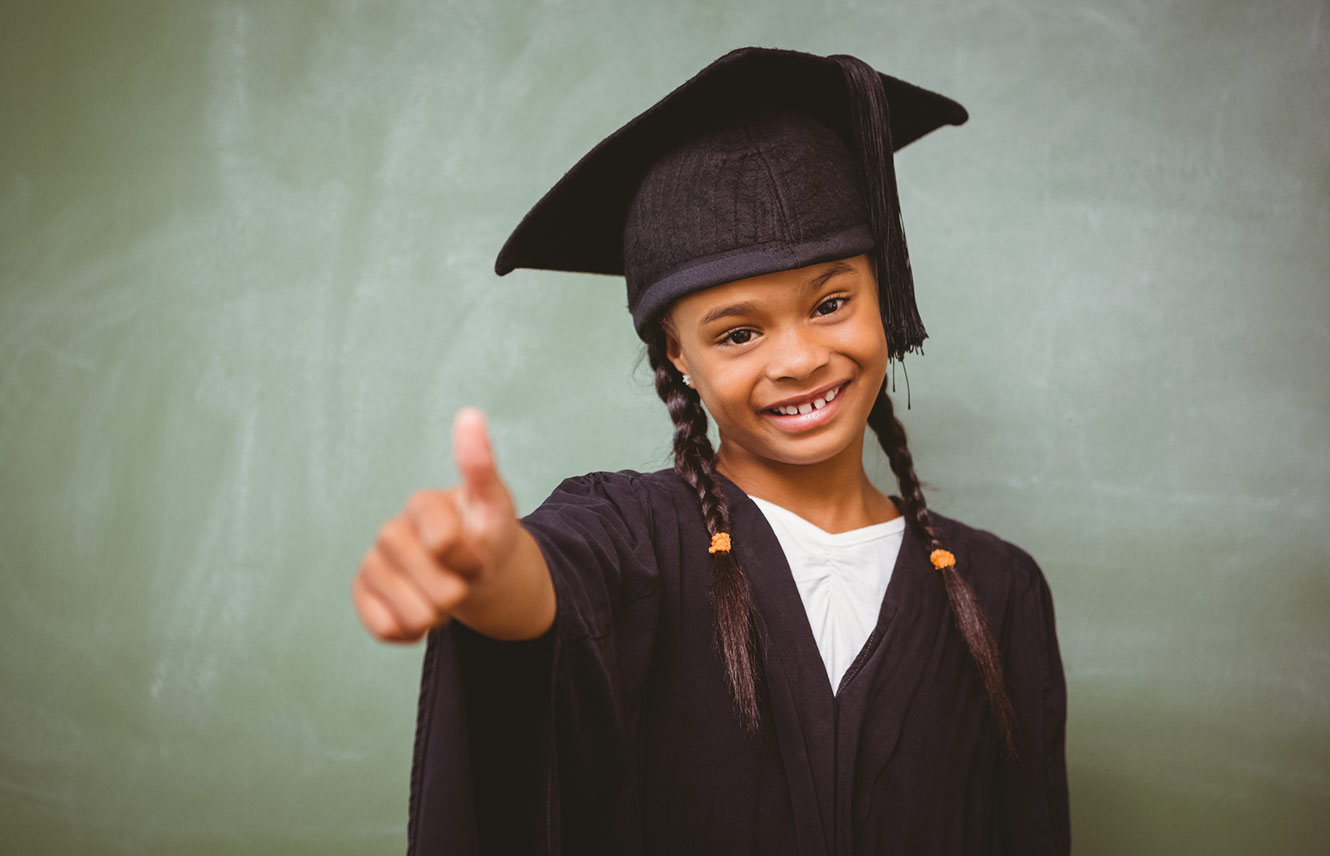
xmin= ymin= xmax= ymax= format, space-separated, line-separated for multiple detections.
xmin=495 ymin=47 xmax=968 ymax=356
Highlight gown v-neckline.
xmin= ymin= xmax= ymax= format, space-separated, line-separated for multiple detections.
xmin=718 ymin=472 xmax=916 ymax=701
xmin=716 ymin=472 xmax=942 ymax=856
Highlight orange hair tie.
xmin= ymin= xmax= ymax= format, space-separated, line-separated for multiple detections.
xmin=708 ymin=532 xmax=732 ymax=554
xmin=930 ymin=548 xmax=956 ymax=570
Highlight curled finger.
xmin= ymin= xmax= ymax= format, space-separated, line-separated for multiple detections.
xmin=352 ymin=573 xmax=418 ymax=642
xmin=405 ymin=490 xmax=486 ymax=578
xmin=381 ymin=513 xmax=473 ymax=612
xmin=359 ymin=546 xmax=441 ymax=639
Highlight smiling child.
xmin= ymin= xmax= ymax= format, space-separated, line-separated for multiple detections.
xmin=352 ymin=47 xmax=1069 ymax=856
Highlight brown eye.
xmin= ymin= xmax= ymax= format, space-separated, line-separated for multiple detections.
xmin=815 ymin=296 xmax=848 ymax=316
xmin=725 ymin=329 xmax=755 ymax=345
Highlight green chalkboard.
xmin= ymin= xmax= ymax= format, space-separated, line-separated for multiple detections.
xmin=2 ymin=0 xmax=1327 ymax=853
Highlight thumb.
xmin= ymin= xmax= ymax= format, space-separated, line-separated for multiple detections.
xmin=452 ymin=406 xmax=504 ymax=505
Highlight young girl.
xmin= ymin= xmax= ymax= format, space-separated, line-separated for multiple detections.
xmin=353 ymin=47 xmax=1069 ymax=855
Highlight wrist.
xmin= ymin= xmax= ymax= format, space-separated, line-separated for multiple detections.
xmin=452 ymin=525 xmax=554 ymax=641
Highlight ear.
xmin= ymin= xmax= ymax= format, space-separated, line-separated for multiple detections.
xmin=663 ymin=322 xmax=690 ymax=378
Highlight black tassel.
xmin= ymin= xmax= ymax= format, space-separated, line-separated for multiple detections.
xmin=830 ymin=55 xmax=927 ymax=357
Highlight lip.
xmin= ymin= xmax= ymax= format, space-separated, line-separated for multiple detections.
xmin=760 ymin=381 xmax=850 ymax=433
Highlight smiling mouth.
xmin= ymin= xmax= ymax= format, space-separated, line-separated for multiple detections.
xmin=764 ymin=382 xmax=849 ymax=416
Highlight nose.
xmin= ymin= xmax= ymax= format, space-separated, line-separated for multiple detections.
xmin=765 ymin=324 xmax=830 ymax=382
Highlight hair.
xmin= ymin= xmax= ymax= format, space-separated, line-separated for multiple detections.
xmin=646 ymin=330 xmax=762 ymax=731
xmin=645 ymin=328 xmax=1017 ymax=756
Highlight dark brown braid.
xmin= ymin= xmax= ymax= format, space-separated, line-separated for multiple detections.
xmin=646 ymin=330 xmax=762 ymax=733
xmin=867 ymin=386 xmax=1018 ymax=756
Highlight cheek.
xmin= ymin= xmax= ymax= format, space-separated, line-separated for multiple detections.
xmin=829 ymin=321 xmax=889 ymax=400
xmin=841 ymin=316 xmax=890 ymax=363
xmin=693 ymin=360 xmax=759 ymax=417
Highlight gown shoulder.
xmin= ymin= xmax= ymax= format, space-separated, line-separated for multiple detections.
xmin=924 ymin=508 xmax=1056 ymax=609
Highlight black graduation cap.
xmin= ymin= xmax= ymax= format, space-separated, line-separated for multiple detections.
xmin=495 ymin=47 xmax=968 ymax=355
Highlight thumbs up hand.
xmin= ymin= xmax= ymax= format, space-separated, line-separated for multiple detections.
xmin=353 ymin=408 xmax=551 ymax=644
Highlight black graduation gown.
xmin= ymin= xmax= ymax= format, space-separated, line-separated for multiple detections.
xmin=407 ymin=468 xmax=1069 ymax=855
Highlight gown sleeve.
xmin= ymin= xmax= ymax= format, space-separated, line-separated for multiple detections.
xmin=406 ymin=471 xmax=661 ymax=856
xmin=995 ymin=544 xmax=1071 ymax=855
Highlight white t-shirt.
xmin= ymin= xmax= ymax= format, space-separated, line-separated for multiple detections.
xmin=749 ymin=496 xmax=906 ymax=695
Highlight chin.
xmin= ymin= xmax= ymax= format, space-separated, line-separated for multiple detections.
xmin=728 ymin=426 xmax=862 ymax=470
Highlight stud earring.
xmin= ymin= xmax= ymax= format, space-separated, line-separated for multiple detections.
xmin=681 ymin=373 xmax=692 ymax=388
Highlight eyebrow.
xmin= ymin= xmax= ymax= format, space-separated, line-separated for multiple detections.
xmin=698 ymin=261 xmax=855 ymax=327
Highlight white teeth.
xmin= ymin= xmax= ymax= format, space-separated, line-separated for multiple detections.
xmin=771 ymin=384 xmax=843 ymax=416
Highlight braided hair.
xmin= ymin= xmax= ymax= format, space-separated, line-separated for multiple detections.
xmin=646 ymin=330 xmax=762 ymax=733
xmin=645 ymin=327 xmax=1017 ymax=755
xmin=866 ymin=384 xmax=1017 ymax=755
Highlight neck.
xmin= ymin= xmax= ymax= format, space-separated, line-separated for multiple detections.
xmin=715 ymin=429 xmax=899 ymax=533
